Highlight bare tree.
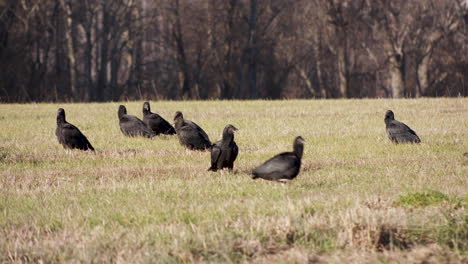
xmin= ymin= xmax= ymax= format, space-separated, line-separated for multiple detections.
xmin=412 ymin=0 xmax=464 ymax=97
xmin=0 ymin=0 xmax=466 ymax=102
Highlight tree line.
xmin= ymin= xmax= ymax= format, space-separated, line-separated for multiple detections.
xmin=0 ymin=0 xmax=467 ymax=102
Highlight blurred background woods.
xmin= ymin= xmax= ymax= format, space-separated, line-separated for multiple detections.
xmin=0 ymin=0 xmax=467 ymax=102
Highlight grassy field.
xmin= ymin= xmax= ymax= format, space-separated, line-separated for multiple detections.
xmin=0 ymin=99 xmax=467 ymax=263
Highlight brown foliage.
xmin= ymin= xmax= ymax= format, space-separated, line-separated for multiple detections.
xmin=0 ymin=0 xmax=466 ymax=102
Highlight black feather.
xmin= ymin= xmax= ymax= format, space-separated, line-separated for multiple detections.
xmin=118 ymin=105 xmax=156 ymax=138
xmin=208 ymin=124 xmax=238 ymax=171
xmin=55 ymin=108 xmax=94 ymax=151
xmin=174 ymin=111 xmax=211 ymax=150
xmin=252 ymin=136 xmax=305 ymax=182
xmin=142 ymin=102 xmax=176 ymax=135
xmin=385 ymin=110 xmax=421 ymax=144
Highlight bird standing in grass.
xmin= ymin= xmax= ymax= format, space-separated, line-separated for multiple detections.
xmin=173 ymin=111 xmax=211 ymax=150
xmin=142 ymin=102 xmax=176 ymax=135
xmin=252 ymin=136 xmax=305 ymax=182
xmin=208 ymin=124 xmax=238 ymax=172
xmin=55 ymin=108 xmax=94 ymax=151
xmin=385 ymin=110 xmax=421 ymax=144
xmin=118 ymin=105 xmax=156 ymax=138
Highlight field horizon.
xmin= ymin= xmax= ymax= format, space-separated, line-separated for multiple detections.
xmin=1 ymin=98 xmax=467 ymax=263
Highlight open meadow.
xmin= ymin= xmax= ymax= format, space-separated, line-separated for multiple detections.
xmin=0 ymin=98 xmax=467 ymax=263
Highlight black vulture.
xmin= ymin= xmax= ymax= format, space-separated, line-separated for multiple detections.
xmin=173 ymin=111 xmax=211 ymax=150
xmin=142 ymin=102 xmax=176 ymax=135
xmin=208 ymin=124 xmax=239 ymax=172
xmin=385 ymin=110 xmax=421 ymax=144
xmin=55 ymin=108 xmax=94 ymax=151
xmin=118 ymin=105 xmax=156 ymax=138
xmin=252 ymin=136 xmax=306 ymax=182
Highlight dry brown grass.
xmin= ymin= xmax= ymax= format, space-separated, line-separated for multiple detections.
xmin=0 ymin=99 xmax=467 ymax=263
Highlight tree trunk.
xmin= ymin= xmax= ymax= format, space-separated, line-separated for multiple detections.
xmin=379 ymin=2 xmax=409 ymax=99
xmin=219 ymin=0 xmax=238 ymax=99
xmin=96 ymin=5 xmax=109 ymax=101
xmin=135 ymin=3 xmax=144 ymax=99
xmin=326 ymin=0 xmax=350 ymax=98
xmin=247 ymin=0 xmax=258 ymax=99
xmin=295 ymin=66 xmax=315 ymax=97
xmin=110 ymin=50 xmax=121 ymax=100
xmin=84 ymin=27 xmax=93 ymax=101
xmin=388 ymin=52 xmax=405 ymax=98
xmin=173 ymin=0 xmax=191 ymax=99
xmin=416 ymin=30 xmax=445 ymax=97
xmin=54 ymin=0 xmax=67 ymax=100
xmin=337 ymin=44 xmax=348 ymax=98
xmin=236 ymin=52 xmax=246 ymax=98
xmin=59 ymin=0 xmax=76 ymax=100
xmin=416 ymin=55 xmax=430 ymax=97
xmin=97 ymin=44 xmax=108 ymax=101
xmin=383 ymin=29 xmax=406 ymax=98
xmin=313 ymin=29 xmax=326 ymax=98
xmin=134 ymin=38 xmax=144 ymax=99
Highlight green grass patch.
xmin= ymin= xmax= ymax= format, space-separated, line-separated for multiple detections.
xmin=394 ymin=190 xmax=451 ymax=207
